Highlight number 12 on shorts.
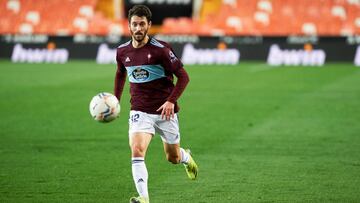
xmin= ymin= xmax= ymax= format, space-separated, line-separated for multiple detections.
xmin=131 ymin=114 xmax=140 ymax=122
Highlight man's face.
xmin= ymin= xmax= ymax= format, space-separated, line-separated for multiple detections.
xmin=129 ymin=15 xmax=151 ymax=42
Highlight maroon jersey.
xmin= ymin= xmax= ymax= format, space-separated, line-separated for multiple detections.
xmin=114 ymin=37 xmax=189 ymax=114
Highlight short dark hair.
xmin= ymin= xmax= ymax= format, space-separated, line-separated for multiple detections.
xmin=128 ymin=5 xmax=152 ymax=23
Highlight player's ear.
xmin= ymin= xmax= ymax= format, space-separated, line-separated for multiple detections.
xmin=148 ymin=20 xmax=152 ymax=28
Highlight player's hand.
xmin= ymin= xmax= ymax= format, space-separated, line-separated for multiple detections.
xmin=157 ymin=101 xmax=175 ymax=120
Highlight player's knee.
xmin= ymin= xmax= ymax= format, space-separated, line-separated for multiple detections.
xmin=166 ymin=154 xmax=180 ymax=164
xmin=131 ymin=144 xmax=146 ymax=157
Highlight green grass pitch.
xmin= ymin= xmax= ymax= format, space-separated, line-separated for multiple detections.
xmin=1 ymin=60 xmax=360 ymax=203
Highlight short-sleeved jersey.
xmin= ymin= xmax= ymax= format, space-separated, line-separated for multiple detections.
xmin=116 ymin=37 xmax=184 ymax=114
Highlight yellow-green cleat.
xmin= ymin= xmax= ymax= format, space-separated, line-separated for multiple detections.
xmin=129 ymin=196 xmax=149 ymax=203
xmin=184 ymin=149 xmax=198 ymax=180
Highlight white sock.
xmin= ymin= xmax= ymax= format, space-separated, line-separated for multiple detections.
xmin=180 ymin=148 xmax=190 ymax=164
xmin=131 ymin=157 xmax=149 ymax=199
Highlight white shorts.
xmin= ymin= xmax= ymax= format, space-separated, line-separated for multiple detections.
xmin=128 ymin=110 xmax=180 ymax=144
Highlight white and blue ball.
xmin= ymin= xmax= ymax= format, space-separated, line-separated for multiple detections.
xmin=89 ymin=92 xmax=120 ymax=123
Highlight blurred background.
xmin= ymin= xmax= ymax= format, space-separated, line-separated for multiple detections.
xmin=1 ymin=0 xmax=360 ymax=36
xmin=0 ymin=0 xmax=360 ymax=64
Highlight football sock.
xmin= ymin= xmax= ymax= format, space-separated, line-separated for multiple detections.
xmin=131 ymin=157 xmax=149 ymax=199
xmin=180 ymin=148 xmax=190 ymax=164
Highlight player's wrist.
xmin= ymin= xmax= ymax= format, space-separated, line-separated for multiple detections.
xmin=166 ymin=99 xmax=176 ymax=104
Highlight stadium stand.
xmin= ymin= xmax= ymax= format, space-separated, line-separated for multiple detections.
xmin=0 ymin=0 xmax=360 ymax=36
xmin=0 ymin=0 xmax=129 ymax=35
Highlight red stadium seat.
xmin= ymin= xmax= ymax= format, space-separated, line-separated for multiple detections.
xmin=1 ymin=0 xmax=360 ymax=36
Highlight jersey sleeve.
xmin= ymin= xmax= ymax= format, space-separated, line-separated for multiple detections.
xmin=114 ymin=49 xmax=127 ymax=102
xmin=167 ymin=66 xmax=189 ymax=103
xmin=160 ymin=45 xmax=190 ymax=103
xmin=161 ymin=46 xmax=183 ymax=73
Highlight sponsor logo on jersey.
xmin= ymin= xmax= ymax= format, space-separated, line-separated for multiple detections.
xmin=169 ymin=50 xmax=178 ymax=63
xmin=125 ymin=57 xmax=131 ymax=62
xmin=132 ymin=67 xmax=150 ymax=81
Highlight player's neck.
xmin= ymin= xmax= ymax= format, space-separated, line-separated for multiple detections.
xmin=132 ymin=35 xmax=149 ymax=48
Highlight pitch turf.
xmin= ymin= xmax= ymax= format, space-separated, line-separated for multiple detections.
xmin=1 ymin=60 xmax=360 ymax=203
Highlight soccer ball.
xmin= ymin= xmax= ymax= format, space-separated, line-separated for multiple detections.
xmin=89 ymin=92 xmax=120 ymax=123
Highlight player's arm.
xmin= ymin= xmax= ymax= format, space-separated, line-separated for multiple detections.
xmin=167 ymin=67 xmax=190 ymax=104
xmin=157 ymin=47 xmax=189 ymax=120
xmin=157 ymin=67 xmax=189 ymax=120
xmin=114 ymin=51 xmax=127 ymax=102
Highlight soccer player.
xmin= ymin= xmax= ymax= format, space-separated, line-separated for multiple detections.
xmin=114 ymin=5 xmax=198 ymax=203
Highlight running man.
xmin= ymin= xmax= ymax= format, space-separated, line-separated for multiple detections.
xmin=114 ymin=5 xmax=198 ymax=203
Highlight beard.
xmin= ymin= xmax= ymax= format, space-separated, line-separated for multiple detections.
xmin=132 ymin=30 xmax=148 ymax=42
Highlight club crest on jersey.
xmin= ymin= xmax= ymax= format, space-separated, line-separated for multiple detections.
xmin=132 ymin=67 xmax=149 ymax=81
xmin=169 ymin=50 xmax=178 ymax=63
